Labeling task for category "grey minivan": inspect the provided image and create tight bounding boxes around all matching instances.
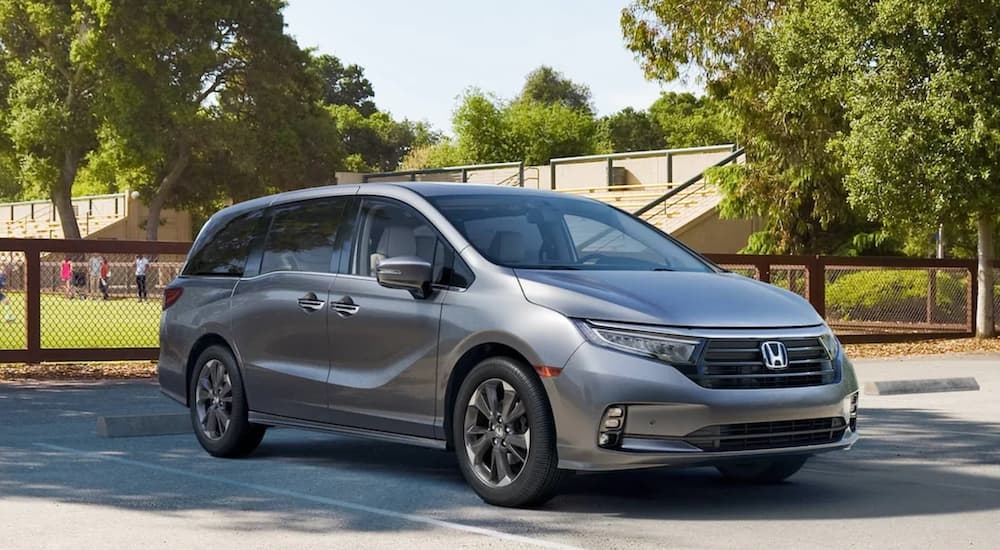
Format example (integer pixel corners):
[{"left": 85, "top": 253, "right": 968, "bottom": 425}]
[{"left": 158, "top": 182, "right": 858, "bottom": 507}]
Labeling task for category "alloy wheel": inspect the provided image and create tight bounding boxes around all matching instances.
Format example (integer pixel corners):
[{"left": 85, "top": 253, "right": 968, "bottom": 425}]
[
  {"left": 464, "top": 378, "right": 531, "bottom": 488},
  {"left": 195, "top": 359, "right": 233, "bottom": 440}
]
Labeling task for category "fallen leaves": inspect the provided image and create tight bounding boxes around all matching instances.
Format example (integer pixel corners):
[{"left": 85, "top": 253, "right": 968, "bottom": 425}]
[
  {"left": 0, "top": 362, "right": 156, "bottom": 382},
  {"left": 844, "top": 337, "right": 1000, "bottom": 359}
]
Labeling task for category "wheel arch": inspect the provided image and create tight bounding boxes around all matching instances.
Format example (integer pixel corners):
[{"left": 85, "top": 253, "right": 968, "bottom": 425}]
[
  {"left": 442, "top": 342, "right": 547, "bottom": 451},
  {"left": 184, "top": 334, "right": 238, "bottom": 407}
]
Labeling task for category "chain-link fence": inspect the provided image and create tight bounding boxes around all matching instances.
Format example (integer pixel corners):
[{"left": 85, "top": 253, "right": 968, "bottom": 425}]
[
  {"left": 706, "top": 254, "right": 993, "bottom": 342},
  {"left": 0, "top": 251, "right": 27, "bottom": 350},
  {"left": 717, "top": 264, "right": 758, "bottom": 280},
  {"left": 0, "top": 241, "right": 997, "bottom": 360},
  {"left": 823, "top": 266, "right": 970, "bottom": 336},
  {"left": 37, "top": 251, "right": 186, "bottom": 349},
  {"left": 0, "top": 239, "right": 190, "bottom": 363},
  {"left": 769, "top": 265, "right": 809, "bottom": 300},
  {"left": 995, "top": 268, "right": 1000, "bottom": 333}
]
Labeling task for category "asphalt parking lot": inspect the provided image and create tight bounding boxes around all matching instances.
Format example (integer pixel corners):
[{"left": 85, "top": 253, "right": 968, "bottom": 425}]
[{"left": 2, "top": 356, "right": 999, "bottom": 549}]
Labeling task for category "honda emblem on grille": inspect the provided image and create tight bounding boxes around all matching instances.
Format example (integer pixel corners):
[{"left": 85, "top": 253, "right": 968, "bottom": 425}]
[{"left": 760, "top": 341, "right": 789, "bottom": 370}]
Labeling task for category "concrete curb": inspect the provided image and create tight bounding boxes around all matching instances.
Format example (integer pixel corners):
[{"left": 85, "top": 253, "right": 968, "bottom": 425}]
[
  {"left": 864, "top": 377, "right": 980, "bottom": 396},
  {"left": 97, "top": 413, "right": 191, "bottom": 438}
]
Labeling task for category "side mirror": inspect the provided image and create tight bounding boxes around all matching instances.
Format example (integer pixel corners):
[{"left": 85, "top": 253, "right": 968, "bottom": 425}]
[{"left": 375, "top": 256, "right": 433, "bottom": 298}]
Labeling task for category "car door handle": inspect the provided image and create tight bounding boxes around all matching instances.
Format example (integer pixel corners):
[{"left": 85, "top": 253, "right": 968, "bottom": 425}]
[
  {"left": 331, "top": 296, "right": 360, "bottom": 317},
  {"left": 297, "top": 292, "right": 326, "bottom": 312}
]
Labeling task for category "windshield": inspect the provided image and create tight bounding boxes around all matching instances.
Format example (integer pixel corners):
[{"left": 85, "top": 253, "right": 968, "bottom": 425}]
[{"left": 428, "top": 193, "right": 715, "bottom": 272}]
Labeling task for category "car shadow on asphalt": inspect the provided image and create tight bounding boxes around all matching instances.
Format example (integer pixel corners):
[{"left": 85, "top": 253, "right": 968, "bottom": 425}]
[
  {"left": 2, "top": 382, "right": 999, "bottom": 529},
  {"left": 545, "top": 405, "right": 1000, "bottom": 518},
  {"left": 233, "top": 405, "right": 1000, "bottom": 520}
]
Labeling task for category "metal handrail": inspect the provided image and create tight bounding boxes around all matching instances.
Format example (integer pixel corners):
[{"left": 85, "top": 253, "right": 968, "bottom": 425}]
[
  {"left": 495, "top": 170, "right": 523, "bottom": 187},
  {"left": 363, "top": 161, "right": 525, "bottom": 184},
  {"left": 550, "top": 144, "right": 737, "bottom": 165},
  {"left": 634, "top": 148, "right": 745, "bottom": 217}
]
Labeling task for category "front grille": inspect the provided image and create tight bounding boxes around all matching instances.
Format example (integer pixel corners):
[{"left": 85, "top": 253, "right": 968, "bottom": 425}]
[
  {"left": 690, "top": 337, "right": 836, "bottom": 389},
  {"left": 684, "top": 417, "right": 847, "bottom": 452}
]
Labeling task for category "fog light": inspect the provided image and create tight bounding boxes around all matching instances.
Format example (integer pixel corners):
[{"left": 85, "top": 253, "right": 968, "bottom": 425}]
[
  {"left": 843, "top": 392, "right": 859, "bottom": 432},
  {"left": 598, "top": 405, "right": 626, "bottom": 449}
]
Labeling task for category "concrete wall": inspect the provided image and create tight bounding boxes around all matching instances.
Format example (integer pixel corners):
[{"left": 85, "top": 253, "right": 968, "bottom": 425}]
[
  {"left": 671, "top": 209, "right": 760, "bottom": 254},
  {"left": 346, "top": 145, "right": 737, "bottom": 191},
  {"left": 0, "top": 192, "right": 192, "bottom": 241},
  {"left": 545, "top": 147, "right": 734, "bottom": 190},
  {"left": 90, "top": 196, "right": 192, "bottom": 241}
]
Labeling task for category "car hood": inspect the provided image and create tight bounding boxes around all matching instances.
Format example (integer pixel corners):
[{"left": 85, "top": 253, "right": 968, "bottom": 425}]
[{"left": 514, "top": 270, "right": 824, "bottom": 329}]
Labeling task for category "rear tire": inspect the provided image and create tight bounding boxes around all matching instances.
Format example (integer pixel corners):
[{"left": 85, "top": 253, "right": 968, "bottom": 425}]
[
  {"left": 453, "top": 356, "right": 567, "bottom": 507},
  {"left": 716, "top": 455, "right": 809, "bottom": 484},
  {"left": 188, "top": 345, "right": 265, "bottom": 458}
]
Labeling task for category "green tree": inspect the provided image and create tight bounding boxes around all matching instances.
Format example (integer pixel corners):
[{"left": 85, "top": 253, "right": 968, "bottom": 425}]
[
  {"left": 504, "top": 99, "right": 603, "bottom": 165},
  {"left": 0, "top": 0, "right": 103, "bottom": 238},
  {"left": 327, "top": 104, "right": 439, "bottom": 173},
  {"left": 449, "top": 89, "right": 604, "bottom": 166},
  {"left": 519, "top": 66, "right": 593, "bottom": 113},
  {"left": 402, "top": 69, "right": 605, "bottom": 169},
  {"left": 622, "top": 1, "right": 866, "bottom": 254},
  {"left": 831, "top": 0, "right": 1000, "bottom": 337},
  {"left": 452, "top": 90, "right": 511, "bottom": 164},
  {"left": 314, "top": 54, "right": 440, "bottom": 173},
  {"left": 400, "top": 142, "right": 464, "bottom": 171},
  {"left": 648, "top": 92, "right": 733, "bottom": 148},
  {"left": 310, "top": 53, "right": 376, "bottom": 116},
  {"left": 601, "top": 107, "right": 664, "bottom": 153},
  {"left": 89, "top": 0, "right": 339, "bottom": 240}
]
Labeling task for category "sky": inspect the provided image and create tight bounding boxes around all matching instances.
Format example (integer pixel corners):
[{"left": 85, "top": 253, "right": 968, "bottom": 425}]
[{"left": 282, "top": 0, "right": 696, "bottom": 134}]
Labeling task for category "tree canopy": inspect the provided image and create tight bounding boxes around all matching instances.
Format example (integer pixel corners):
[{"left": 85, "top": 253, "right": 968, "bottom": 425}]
[
  {"left": 0, "top": 0, "right": 103, "bottom": 238},
  {"left": 623, "top": 0, "right": 999, "bottom": 335},
  {"left": 311, "top": 53, "right": 376, "bottom": 116},
  {"left": 519, "top": 66, "right": 593, "bottom": 114},
  {"left": 0, "top": 3, "right": 433, "bottom": 239}
]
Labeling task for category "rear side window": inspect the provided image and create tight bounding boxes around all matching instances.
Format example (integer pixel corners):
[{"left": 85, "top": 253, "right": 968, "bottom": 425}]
[
  {"left": 260, "top": 198, "right": 347, "bottom": 274},
  {"left": 184, "top": 210, "right": 264, "bottom": 277}
]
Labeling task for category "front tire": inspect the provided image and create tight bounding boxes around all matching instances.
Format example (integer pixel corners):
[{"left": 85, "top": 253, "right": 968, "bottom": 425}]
[
  {"left": 717, "top": 455, "right": 809, "bottom": 484},
  {"left": 189, "top": 345, "right": 265, "bottom": 458},
  {"left": 453, "top": 356, "right": 566, "bottom": 507}
]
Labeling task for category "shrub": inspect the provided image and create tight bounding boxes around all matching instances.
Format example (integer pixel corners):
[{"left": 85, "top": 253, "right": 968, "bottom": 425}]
[{"left": 826, "top": 269, "right": 967, "bottom": 324}]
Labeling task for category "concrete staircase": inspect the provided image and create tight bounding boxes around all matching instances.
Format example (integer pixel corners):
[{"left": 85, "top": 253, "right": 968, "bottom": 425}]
[
  {"left": 553, "top": 147, "right": 744, "bottom": 236},
  {"left": 0, "top": 194, "right": 130, "bottom": 239},
  {"left": 556, "top": 182, "right": 723, "bottom": 233}
]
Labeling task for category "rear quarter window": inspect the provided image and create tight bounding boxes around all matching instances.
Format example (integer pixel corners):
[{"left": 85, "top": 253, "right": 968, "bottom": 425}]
[{"left": 183, "top": 210, "right": 265, "bottom": 277}]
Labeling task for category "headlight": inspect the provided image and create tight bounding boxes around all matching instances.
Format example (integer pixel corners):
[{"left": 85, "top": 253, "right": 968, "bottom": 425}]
[
  {"left": 819, "top": 330, "right": 841, "bottom": 359},
  {"left": 576, "top": 321, "right": 702, "bottom": 364}
]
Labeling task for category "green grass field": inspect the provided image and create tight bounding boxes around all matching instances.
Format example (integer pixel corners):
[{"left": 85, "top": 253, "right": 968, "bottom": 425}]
[{"left": 0, "top": 291, "right": 161, "bottom": 350}]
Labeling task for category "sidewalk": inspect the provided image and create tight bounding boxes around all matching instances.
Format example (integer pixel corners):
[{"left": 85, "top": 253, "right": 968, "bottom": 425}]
[{"left": 851, "top": 353, "right": 1000, "bottom": 387}]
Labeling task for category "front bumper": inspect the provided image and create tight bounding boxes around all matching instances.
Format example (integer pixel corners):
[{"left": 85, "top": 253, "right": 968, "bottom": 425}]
[{"left": 545, "top": 343, "right": 859, "bottom": 471}]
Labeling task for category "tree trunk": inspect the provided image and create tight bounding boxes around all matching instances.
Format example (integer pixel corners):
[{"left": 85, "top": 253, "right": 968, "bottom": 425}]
[
  {"left": 145, "top": 147, "right": 191, "bottom": 241},
  {"left": 53, "top": 148, "right": 82, "bottom": 240},
  {"left": 976, "top": 212, "right": 995, "bottom": 338}
]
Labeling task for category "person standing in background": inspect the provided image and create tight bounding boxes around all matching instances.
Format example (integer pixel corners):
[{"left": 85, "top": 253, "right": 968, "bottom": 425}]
[
  {"left": 0, "top": 266, "right": 14, "bottom": 322},
  {"left": 99, "top": 256, "right": 110, "bottom": 300},
  {"left": 60, "top": 257, "right": 72, "bottom": 299},
  {"left": 88, "top": 254, "right": 102, "bottom": 298},
  {"left": 135, "top": 254, "right": 150, "bottom": 302}
]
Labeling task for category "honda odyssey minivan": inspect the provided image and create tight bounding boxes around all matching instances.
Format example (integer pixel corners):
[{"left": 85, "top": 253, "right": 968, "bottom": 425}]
[{"left": 158, "top": 182, "right": 859, "bottom": 507}]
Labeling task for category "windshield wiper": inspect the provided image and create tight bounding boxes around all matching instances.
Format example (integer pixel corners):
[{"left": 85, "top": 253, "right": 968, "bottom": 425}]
[{"left": 652, "top": 267, "right": 675, "bottom": 271}]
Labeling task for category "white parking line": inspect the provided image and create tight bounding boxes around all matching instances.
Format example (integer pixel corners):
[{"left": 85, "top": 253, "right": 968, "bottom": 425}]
[{"left": 36, "top": 443, "right": 582, "bottom": 550}]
